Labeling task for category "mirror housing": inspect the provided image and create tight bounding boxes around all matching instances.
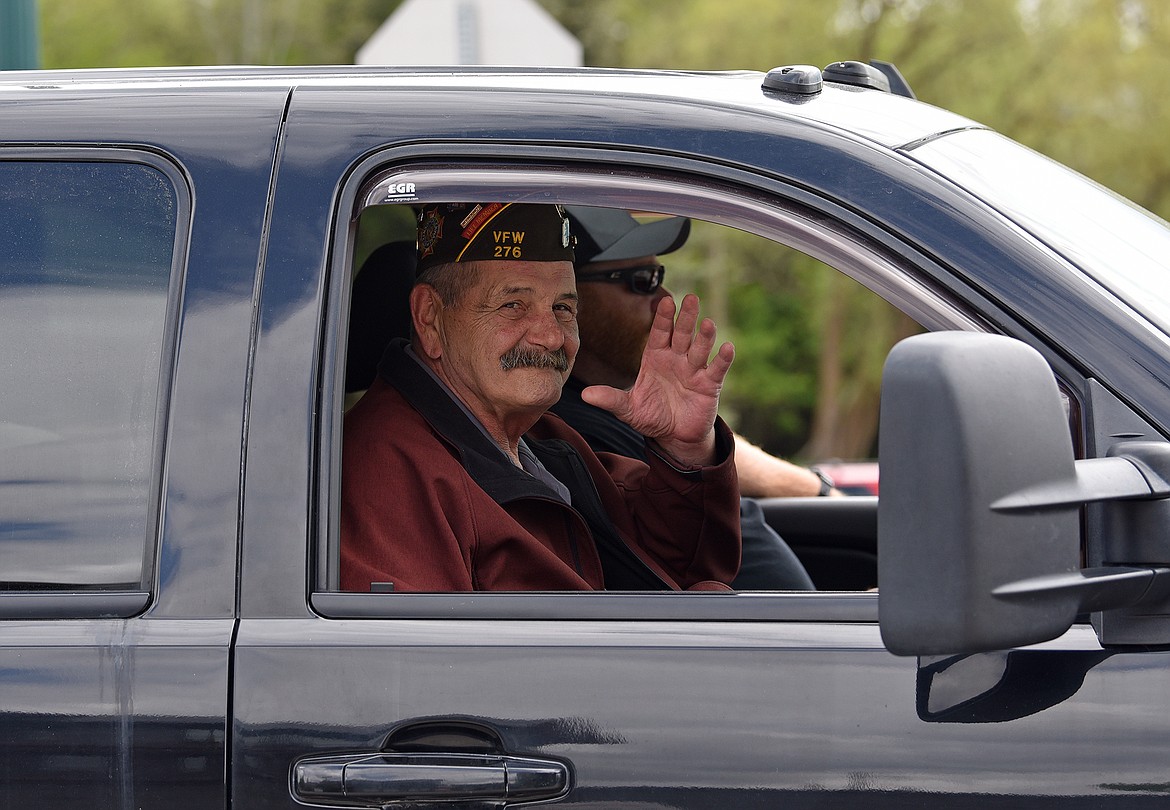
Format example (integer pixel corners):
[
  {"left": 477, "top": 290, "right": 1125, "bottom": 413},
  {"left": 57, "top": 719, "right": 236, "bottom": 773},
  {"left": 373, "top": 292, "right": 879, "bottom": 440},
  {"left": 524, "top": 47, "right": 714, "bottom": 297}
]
[{"left": 878, "top": 333, "right": 1170, "bottom": 656}]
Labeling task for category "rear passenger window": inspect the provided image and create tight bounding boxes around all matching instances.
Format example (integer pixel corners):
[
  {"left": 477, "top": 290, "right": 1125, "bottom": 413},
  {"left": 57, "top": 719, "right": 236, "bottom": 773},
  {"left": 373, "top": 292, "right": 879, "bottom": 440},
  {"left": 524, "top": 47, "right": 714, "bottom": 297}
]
[{"left": 0, "top": 158, "right": 179, "bottom": 593}]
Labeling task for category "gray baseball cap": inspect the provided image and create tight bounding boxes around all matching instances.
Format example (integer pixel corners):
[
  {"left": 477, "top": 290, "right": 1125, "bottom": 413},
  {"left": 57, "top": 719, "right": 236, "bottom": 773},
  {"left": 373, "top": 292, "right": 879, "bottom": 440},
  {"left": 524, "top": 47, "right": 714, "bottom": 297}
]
[{"left": 566, "top": 206, "right": 690, "bottom": 265}]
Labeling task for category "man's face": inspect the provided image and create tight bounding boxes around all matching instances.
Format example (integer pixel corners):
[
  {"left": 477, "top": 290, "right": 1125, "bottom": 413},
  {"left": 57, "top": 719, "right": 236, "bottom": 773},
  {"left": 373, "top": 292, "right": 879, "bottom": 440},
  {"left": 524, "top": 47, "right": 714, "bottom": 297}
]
[
  {"left": 576, "top": 256, "right": 671, "bottom": 386},
  {"left": 435, "top": 259, "right": 580, "bottom": 422}
]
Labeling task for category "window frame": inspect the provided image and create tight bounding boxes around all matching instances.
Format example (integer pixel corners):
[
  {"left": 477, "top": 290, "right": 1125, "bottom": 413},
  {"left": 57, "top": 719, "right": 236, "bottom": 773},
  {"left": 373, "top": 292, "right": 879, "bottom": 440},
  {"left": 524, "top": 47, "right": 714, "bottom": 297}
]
[
  {"left": 0, "top": 147, "right": 191, "bottom": 619},
  {"left": 311, "top": 150, "right": 1016, "bottom": 622}
]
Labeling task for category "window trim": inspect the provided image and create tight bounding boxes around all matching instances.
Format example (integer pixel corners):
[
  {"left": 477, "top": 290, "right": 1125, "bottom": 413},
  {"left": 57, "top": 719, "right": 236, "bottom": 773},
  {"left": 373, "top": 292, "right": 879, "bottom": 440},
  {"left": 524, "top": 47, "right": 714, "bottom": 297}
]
[
  {"left": 0, "top": 592, "right": 151, "bottom": 620},
  {"left": 312, "top": 590, "right": 879, "bottom": 621},
  {"left": 314, "top": 149, "right": 995, "bottom": 621},
  {"left": 0, "top": 147, "right": 191, "bottom": 616}
]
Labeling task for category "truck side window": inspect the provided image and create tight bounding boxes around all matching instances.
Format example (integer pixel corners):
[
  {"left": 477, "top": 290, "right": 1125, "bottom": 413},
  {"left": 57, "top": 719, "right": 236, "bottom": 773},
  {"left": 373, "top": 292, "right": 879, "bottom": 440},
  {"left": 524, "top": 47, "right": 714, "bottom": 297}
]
[
  {"left": 338, "top": 201, "right": 892, "bottom": 594},
  {"left": 0, "top": 160, "right": 177, "bottom": 592}
]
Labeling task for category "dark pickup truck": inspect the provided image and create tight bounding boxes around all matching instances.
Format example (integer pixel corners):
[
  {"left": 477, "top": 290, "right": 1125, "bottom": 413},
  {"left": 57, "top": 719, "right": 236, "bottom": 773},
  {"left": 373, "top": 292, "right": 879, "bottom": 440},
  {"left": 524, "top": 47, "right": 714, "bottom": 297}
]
[{"left": 3, "top": 62, "right": 1170, "bottom": 809}]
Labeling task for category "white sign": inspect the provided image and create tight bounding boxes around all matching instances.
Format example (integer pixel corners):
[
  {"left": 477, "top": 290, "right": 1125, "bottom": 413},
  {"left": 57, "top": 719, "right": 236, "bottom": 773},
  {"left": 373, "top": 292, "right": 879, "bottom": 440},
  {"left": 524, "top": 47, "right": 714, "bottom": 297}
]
[{"left": 357, "top": 0, "right": 583, "bottom": 67}]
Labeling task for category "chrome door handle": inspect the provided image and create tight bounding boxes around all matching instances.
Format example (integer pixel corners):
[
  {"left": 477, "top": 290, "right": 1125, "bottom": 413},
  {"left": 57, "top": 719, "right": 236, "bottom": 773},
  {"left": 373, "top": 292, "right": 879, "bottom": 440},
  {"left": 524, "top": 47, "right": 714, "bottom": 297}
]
[{"left": 293, "top": 752, "right": 570, "bottom": 806}]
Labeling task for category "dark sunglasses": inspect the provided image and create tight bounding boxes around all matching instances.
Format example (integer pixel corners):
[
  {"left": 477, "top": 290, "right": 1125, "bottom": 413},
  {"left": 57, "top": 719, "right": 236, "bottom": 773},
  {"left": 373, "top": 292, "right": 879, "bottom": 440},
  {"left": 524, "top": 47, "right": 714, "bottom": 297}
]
[{"left": 575, "top": 263, "right": 666, "bottom": 295}]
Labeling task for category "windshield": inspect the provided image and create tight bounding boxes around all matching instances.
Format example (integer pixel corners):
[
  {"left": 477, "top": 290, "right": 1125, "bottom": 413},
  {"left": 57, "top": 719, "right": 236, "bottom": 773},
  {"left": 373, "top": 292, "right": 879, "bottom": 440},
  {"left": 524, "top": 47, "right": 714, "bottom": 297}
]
[{"left": 908, "top": 129, "right": 1170, "bottom": 336}]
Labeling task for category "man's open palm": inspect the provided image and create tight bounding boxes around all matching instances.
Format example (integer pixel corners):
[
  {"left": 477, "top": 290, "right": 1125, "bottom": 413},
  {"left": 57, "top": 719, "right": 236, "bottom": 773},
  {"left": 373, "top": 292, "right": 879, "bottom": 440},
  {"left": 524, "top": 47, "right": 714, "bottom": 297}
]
[{"left": 581, "top": 294, "right": 734, "bottom": 465}]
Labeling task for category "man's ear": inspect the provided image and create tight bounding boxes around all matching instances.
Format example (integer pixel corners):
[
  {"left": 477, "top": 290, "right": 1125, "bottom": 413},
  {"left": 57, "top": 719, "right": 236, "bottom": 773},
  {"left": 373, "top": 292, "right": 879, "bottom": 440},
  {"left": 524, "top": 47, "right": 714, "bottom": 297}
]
[{"left": 410, "top": 283, "right": 444, "bottom": 360}]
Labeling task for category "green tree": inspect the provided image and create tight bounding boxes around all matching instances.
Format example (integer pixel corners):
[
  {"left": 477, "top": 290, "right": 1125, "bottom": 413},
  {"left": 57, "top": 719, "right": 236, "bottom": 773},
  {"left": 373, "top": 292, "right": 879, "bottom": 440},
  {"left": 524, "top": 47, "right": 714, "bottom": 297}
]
[
  {"left": 546, "top": 0, "right": 1170, "bottom": 461},
  {"left": 39, "top": 0, "right": 398, "bottom": 67}
]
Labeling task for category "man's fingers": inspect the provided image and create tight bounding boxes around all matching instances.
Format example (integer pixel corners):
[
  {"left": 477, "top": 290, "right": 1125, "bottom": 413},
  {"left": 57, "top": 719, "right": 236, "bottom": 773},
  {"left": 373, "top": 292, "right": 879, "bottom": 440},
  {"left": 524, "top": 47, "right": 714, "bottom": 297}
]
[
  {"left": 709, "top": 340, "right": 735, "bottom": 379},
  {"left": 671, "top": 294, "right": 700, "bottom": 353},
  {"left": 688, "top": 317, "right": 718, "bottom": 368},
  {"left": 580, "top": 383, "right": 630, "bottom": 418},
  {"left": 644, "top": 295, "right": 676, "bottom": 352}
]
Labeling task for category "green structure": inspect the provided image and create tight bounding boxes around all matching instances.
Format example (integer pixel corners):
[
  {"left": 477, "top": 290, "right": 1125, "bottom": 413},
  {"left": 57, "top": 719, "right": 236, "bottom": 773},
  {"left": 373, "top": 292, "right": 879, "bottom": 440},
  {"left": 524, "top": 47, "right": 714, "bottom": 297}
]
[{"left": 0, "top": 0, "right": 39, "bottom": 70}]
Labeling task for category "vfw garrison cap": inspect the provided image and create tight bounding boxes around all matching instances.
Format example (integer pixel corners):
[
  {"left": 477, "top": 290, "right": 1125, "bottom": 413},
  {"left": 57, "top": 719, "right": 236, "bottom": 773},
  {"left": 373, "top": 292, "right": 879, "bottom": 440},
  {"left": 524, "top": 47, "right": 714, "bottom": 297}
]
[{"left": 416, "top": 202, "right": 575, "bottom": 272}]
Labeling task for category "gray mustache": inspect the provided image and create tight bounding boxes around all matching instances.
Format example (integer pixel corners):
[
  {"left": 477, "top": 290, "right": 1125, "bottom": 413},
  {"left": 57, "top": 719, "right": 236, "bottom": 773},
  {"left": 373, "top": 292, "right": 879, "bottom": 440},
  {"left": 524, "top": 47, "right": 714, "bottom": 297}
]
[{"left": 500, "top": 346, "right": 569, "bottom": 372}]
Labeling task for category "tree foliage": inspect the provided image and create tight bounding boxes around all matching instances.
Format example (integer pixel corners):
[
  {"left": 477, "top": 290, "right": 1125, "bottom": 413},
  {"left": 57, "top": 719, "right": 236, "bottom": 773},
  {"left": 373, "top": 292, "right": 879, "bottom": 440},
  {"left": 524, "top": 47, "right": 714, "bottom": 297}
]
[
  {"left": 36, "top": 0, "right": 1170, "bottom": 460},
  {"left": 39, "top": 0, "right": 398, "bottom": 67},
  {"left": 544, "top": 0, "right": 1170, "bottom": 460}
]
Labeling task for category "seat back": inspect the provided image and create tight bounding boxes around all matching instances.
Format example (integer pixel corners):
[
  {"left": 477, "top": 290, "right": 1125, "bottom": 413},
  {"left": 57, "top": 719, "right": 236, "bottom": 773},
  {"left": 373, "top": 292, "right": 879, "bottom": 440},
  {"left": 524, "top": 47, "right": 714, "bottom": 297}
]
[
  {"left": 345, "top": 240, "right": 417, "bottom": 395},
  {"left": 332, "top": 240, "right": 417, "bottom": 589}
]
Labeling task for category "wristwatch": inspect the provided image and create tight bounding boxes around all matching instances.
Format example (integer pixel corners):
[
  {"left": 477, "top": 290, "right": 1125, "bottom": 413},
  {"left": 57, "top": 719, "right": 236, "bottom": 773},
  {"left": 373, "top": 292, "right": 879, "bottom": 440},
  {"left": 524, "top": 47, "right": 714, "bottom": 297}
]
[{"left": 810, "top": 466, "right": 835, "bottom": 496}]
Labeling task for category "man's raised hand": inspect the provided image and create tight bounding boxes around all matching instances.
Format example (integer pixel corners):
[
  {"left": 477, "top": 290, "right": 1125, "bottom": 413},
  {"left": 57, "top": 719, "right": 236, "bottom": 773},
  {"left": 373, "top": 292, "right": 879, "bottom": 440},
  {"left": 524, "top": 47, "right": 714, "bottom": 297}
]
[{"left": 581, "top": 294, "right": 734, "bottom": 466}]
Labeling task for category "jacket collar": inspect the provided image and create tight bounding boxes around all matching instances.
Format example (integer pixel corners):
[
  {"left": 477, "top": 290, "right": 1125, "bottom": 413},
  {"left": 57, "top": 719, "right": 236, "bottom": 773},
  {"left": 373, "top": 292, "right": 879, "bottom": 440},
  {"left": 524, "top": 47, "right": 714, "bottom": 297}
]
[{"left": 377, "top": 339, "right": 562, "bottom": 504}]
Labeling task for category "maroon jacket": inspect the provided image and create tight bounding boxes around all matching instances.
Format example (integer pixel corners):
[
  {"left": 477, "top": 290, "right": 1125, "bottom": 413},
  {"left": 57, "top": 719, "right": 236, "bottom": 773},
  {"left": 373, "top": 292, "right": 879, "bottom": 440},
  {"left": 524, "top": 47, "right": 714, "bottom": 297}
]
[{"left": 340, "top": 340, "right": 741, "bottom": 592}]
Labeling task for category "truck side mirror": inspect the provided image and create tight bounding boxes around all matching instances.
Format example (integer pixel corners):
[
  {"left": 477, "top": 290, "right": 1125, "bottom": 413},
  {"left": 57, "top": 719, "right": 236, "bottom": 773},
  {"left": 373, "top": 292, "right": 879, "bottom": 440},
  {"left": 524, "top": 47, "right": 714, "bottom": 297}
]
[{"left": 878, "top": 332, "right": 1170, "bottom": 656}]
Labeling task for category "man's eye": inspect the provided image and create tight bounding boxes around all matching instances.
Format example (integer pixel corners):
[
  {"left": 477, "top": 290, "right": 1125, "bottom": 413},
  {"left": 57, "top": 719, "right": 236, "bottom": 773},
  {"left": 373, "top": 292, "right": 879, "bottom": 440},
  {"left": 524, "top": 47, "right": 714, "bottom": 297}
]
[{"left": 554, "top": 304, "right": 577, "bottom": 321}]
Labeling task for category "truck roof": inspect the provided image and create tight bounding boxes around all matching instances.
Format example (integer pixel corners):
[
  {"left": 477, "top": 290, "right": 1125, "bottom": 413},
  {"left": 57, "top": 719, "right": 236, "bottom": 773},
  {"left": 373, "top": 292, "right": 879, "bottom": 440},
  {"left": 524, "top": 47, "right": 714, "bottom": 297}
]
[{"left": 0, "top": 63, "right": 981, "bottom": 151}]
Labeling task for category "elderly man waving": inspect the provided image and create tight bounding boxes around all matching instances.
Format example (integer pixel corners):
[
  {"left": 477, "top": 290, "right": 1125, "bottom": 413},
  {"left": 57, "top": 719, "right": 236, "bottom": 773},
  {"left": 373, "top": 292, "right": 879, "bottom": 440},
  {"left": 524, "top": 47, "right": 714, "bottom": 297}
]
[{"left": 341, "top": 202, "right": 740, "bottom": 592}]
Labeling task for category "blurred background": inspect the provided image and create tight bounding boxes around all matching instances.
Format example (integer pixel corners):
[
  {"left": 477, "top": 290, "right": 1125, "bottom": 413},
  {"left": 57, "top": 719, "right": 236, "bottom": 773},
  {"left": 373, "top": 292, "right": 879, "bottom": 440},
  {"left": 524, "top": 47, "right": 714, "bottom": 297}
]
[{"left": 3, "top": 0, "right": 1167, "bottom": 467}]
